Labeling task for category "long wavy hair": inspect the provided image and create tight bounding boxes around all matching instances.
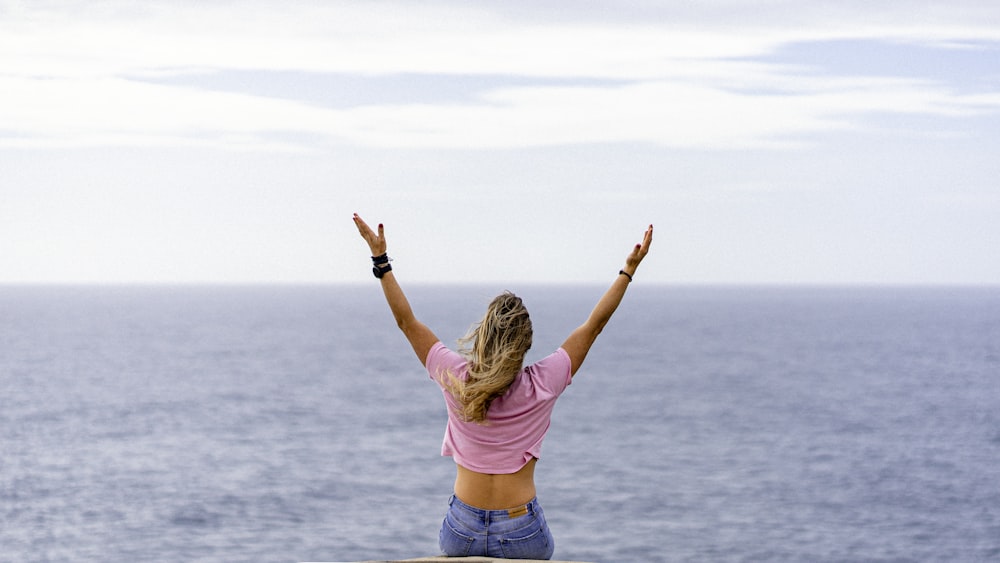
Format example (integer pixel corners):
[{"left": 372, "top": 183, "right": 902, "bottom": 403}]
[{"left": 444, "top": 291, "right": 533, "bottom": 424}]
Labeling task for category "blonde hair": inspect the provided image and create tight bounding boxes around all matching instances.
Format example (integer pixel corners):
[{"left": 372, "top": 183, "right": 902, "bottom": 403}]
[{"left": 444, "top": 291, "right": 533, "bottom": 424}]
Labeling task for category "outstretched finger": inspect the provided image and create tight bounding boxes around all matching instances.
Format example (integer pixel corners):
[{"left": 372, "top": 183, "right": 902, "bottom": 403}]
[
  {"left": 627, "top": 224, "right": 653, "bottom": 263},
  {"left": 640, "top": 224, "right": 653, "bottom": 253},
  {"left": 353, "top": 213, "right": 374, "bottom": 237}
]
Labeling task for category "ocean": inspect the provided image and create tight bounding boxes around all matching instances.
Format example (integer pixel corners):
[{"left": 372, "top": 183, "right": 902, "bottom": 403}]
[{"left": 1, "top": 284, "right": 998, "bottom": 562}]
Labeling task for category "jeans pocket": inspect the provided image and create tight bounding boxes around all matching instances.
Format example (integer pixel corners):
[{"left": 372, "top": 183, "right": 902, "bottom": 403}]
[
  {"left": 439, "top": 516, "right": 475, "bottom": 557},
  {"left": 498, "top": 515, "right": 554, "bottom": 560}
]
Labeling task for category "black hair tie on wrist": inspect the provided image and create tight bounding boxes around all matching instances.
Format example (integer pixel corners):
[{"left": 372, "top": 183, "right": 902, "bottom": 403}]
[
  {"left": 619, "top": 270, "right": 633, "bottom": 282},
  {"left": 372, "top": 253, "right": 392, "bottom": 278}
]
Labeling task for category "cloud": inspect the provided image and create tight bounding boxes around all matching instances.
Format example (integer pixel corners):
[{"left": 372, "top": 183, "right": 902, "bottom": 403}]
[{"left": 2, "top": 1, "right": 999, "bottom": 151}]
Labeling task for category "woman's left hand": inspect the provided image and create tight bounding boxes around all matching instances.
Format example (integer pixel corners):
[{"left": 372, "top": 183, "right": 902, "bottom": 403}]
[{"left": 353, "top": 213, "right": 387, "bottom": 257}]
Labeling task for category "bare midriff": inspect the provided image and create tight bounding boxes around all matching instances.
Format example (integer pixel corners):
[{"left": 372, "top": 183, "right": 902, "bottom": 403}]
[{"left": 454, "top": 457, "right": 538, "bottom": 510}]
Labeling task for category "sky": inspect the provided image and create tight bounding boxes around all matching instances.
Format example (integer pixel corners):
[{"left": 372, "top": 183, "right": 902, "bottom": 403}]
[{"left": 2, "top": 0, "right": 999, "bottom": 285}]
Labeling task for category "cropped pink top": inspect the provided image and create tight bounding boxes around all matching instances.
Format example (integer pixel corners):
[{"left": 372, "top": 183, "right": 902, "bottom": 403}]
[{"left": 425, "top": 341, "right": 573, "bottom": 474}]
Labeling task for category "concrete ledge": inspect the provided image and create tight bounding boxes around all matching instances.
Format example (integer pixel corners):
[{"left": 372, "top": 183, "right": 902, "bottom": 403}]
[{"left": 350, "top": 557, "right": 594, "bottom": 563}]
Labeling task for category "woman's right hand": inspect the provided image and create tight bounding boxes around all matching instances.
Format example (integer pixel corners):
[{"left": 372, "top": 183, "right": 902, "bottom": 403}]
[
  {"left": 353, "top": 213, "right": 387, "bottom": 257},
  {"left": 623, "top": 224, "right": 654, "bottom": 274}
]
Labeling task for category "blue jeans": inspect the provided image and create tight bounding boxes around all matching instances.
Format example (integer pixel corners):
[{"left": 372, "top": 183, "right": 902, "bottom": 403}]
[{"left": 439, "top": 495, "right": 555, "bottom": 560}]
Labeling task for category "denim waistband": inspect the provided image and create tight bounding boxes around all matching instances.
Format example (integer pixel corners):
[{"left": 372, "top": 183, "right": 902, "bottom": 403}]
[{"left": 448, "top": 494, "right": 539, "bottom": 520}]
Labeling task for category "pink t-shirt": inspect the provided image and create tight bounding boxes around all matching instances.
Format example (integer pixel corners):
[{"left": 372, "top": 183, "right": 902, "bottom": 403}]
[{"left": 425, "top": 341, "right": 573, "bottom": 474}]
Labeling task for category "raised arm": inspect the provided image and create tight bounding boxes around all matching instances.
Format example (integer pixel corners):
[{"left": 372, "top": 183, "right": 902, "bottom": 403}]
[
  {"left": 353, "top": 213, "right": 439, "bottom": 366},
  {"left": 561, "top": 224, "right": 653, "bottom": 376}
]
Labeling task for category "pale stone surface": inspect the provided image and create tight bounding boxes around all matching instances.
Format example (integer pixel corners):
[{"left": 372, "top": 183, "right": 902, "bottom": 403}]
[{"left": 349, "top": 557, "right": 594, "bottom": 563}]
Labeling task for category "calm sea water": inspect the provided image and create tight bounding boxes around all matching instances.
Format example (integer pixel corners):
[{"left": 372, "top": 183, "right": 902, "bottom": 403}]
[{"left": 1, "top": 284, "right": 998, "bottom": 562}]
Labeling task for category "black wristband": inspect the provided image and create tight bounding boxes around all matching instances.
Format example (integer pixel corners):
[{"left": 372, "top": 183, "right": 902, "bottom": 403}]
[
  {"left": 619, "top": 269, "right": 633, "bottom": 282},
  {"left": 373, "top": 263, "right": 392, "bottom": 279},
  {"left": 372, "top": 253, "right": 390, "bottom": 265}
]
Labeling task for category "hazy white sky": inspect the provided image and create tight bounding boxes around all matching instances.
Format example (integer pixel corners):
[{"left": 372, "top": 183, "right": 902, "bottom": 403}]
[{"left": 3, "top": 0, "right": 999, "bottom": 284}]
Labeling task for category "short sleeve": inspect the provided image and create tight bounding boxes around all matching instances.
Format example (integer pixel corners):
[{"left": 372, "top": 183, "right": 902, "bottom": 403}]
[
  {"left": 425, "top": 341, "right": 466, "bottom": 387},
  {"left": 528, "top": 348, "right": 573, "bottom": 398}
]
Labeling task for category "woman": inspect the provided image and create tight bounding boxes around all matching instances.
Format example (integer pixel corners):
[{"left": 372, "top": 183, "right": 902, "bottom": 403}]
[{"left": 353, "top": 213, "right": 653, "bottom": 559}]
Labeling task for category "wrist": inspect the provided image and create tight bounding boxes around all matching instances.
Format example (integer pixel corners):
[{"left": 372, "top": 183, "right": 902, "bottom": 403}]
[{"left": 372, "top": 252, "right": 392, "bottom": 278}]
